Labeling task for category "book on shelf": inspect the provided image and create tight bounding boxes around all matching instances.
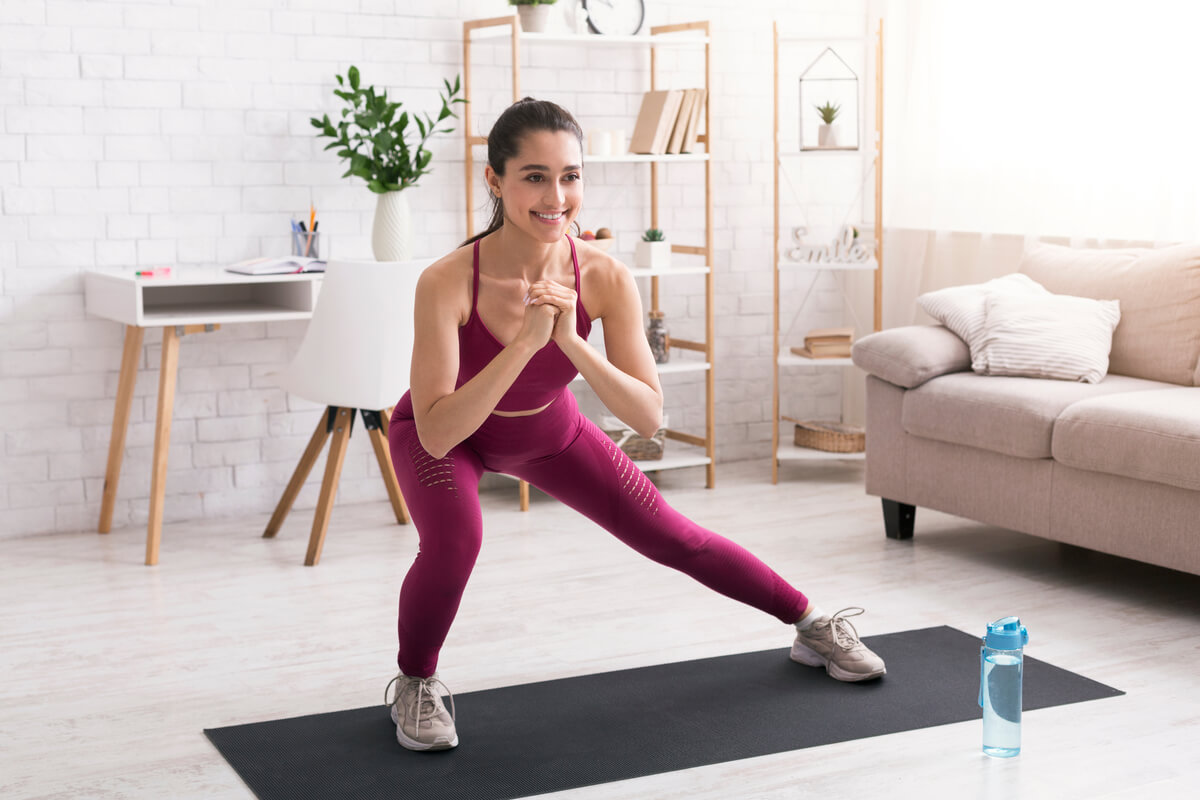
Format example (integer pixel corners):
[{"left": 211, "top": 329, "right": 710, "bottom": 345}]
[
  {"left": 665, "top": 90, "right": 697, "bottom": 154},
  {"left": 629, "top": 89, "right": 684, "bottom": 155},
  {"left": 790, "top": 342, "right": 853, "bottom": 359},
  {"left": 804, "top": 325, "right": 854, "bottom": 346},
  {"left": 680, "top": 88, "right": 707, "bottom": 153},
  {"left": 225, "top": 256, "right": 326, "bottom": 275}
]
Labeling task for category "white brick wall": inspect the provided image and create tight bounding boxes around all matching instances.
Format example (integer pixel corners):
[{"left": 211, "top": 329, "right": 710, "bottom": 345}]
[{"left": 0, "top": 0, "right": 870, "bottom": 539}]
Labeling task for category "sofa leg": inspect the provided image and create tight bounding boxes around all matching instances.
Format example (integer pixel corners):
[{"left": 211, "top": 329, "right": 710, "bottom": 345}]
[{"left": 882, "top": 499, "right": 915, "bottom": 540}]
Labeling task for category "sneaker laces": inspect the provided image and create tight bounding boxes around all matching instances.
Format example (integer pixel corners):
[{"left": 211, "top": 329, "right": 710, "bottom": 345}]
[
  {"left": 384, "top": 673, "right": 456, "bottom": 733},
  {"left": 825, "top": 607, "right": 867, "bottom": 651}
]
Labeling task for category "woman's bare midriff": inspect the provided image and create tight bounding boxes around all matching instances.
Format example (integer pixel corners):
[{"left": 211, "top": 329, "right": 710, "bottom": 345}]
[{"left": 490, "top": 397, "right": 555, "bottom": 417}]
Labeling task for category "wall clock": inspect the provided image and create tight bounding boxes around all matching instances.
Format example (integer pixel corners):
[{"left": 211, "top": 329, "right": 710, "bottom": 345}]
[{"left": 583, "top": 0, "right": 646, "bottom": 36}]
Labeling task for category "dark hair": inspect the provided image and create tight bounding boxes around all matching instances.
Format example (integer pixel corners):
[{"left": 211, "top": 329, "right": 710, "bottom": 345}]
[{"left": 461, "top": 97, "right": 585, "bottom": 247}]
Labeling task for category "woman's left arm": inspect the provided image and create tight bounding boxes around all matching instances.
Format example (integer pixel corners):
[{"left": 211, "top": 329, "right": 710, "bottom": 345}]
[{"left": 533, "top": 264, "right": 664, "bottom": 438}]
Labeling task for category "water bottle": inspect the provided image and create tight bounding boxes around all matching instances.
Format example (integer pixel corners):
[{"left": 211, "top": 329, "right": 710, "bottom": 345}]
[{"left": 979, "top": 616, "right": 1029, "bottom": 758}]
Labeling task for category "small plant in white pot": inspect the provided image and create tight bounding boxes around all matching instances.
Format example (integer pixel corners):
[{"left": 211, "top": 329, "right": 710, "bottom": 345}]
[
  {"left": 635, "top": 228, "right": 670, "bottom": 269},
  {"left": 510, "top": 0, "right": 558, "bottom": 33},
  {"left": 815, "top": 101, "right": 840, "bottom": 147}
]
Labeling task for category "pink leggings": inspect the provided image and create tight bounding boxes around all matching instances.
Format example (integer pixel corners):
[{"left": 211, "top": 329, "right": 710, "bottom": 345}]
[{"left": 388, "top": 390, "right": 809, "bottom": 677}]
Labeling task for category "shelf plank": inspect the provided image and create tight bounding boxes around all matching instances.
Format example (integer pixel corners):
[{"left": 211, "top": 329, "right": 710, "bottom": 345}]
[
  {"left": 656, "top": 361, "right": 710, "bottom": 375},
  {"left": 778, "top": 355, "right": 854, "bottom": 367},
  {"left": 471, "top": 147, "right": 712, "bottom": 163},
  {"left": 778, "top": 257, "right": 878, "bottom": 271},
  {"left": 628, "top": 265, "right": 711, "bottom": 277},
  {"left": 637, "top": 451, "right": 712, "bottom": 471},
  {"left": 469, "top": 29, "right": 709, "bottom": 47},
  {"left": 587, "top": 153, "right": 709, "bottom": 163},
  {"left": 570, "top": 361, "right": 708, "bottom": 385},
  {"left": 779, "top": 149, "right": 872, "bottom": 158},
  {"left": 776, "top": 35, "right": 873, "bottom": 44},
  {"left": 776, "top": 442, "right": 865, "bottom": 461}
]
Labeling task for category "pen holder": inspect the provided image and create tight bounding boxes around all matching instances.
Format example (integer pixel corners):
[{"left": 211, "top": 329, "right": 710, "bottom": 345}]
[{"left": 291, "top": 230, "right": 321, "bottom": 259}]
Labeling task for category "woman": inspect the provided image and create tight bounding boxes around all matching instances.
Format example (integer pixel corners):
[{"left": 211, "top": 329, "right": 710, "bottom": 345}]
[{"left": 385, "top": 98, "right": 885, "bottom": 752}]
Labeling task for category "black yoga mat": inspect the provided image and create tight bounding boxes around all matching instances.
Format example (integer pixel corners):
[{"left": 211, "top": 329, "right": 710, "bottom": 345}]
[{"left": 205, "top": 626, "right": 1122, "bottom": 800}]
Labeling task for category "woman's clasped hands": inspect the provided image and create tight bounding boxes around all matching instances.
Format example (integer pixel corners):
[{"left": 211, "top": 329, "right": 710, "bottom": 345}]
[{"left": 520, "top": 279, "right": 579, "bottom": 349}]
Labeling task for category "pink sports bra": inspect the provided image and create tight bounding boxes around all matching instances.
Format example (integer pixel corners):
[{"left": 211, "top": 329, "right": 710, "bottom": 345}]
[{"left": 455, "top": 237, "right": 593, "bottom": 412}]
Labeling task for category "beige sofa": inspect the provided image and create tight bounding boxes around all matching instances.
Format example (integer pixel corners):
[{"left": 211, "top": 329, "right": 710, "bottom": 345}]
[{"left": 851, "top": 243, "right": 1200, "bottom": 576}]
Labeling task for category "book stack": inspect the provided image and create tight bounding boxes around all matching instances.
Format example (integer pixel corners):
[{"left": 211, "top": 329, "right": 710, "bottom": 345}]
[
  {"left": 790, "top": 326, "right": 854, "bottom": 359},
  {"left": 628, "top": 88, "right": 707, "bottom": 155}
]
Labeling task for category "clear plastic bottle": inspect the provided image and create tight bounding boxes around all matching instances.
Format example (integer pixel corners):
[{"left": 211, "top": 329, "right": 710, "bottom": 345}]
[
  {"left": 646, "top": 310, "right": 670, "bottom": 364},
  {"left": 979, "top": 616, "right": 1029, "bottom": 758}
]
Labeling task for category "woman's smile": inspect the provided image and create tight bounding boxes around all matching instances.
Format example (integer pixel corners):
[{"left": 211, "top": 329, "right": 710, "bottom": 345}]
[{"left": 533, "top": 209, "right": 566, "bottom": 225}]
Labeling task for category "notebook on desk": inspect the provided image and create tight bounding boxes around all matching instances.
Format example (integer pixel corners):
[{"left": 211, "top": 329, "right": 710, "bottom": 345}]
[{"left": 225, "top": 256, "right": 326, "bottom": 275}]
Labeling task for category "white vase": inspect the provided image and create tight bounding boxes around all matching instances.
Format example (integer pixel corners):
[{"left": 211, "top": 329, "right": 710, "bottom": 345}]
[
  {"left": 371, "top": 190, "right": 411, "bottom": 262},
  {"left": 635, "top": 240, "right": 671, "bottom": 269},
  {"left": 818, "top": 124, "right": 838, "bottom": 147},
  {"left": 517, "top": 5, "right": 553, "bottom": 33}
]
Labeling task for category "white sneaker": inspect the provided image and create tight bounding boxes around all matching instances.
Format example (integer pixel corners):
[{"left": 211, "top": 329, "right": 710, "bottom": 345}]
[
  {"left": 385, "top": 672, "right": 458, "bottom": 751},
  {"left": 791, "top": 607, "right": 887, "bottom": 682}
]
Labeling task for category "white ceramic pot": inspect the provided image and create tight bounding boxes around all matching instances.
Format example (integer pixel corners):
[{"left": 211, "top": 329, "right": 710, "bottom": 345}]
[
  {"left": 818, "top": 124, "right": 838, "bottom": 147},
  {"left": 371, "top": 190, "right": 411, "bottom": 262},
  {"left": 517, "top": 5, "right": 553, "bottom": 33},
  {"left": 635, "top": 240, "right": 671, "bottom": 269}
]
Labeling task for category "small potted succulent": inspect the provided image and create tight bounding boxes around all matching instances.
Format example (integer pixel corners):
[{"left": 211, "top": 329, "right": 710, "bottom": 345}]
[
  {"left": 815, "top": 101, "right": 840, "bottom": 147},
  {"left": 635, "top": 228, "right": 670, "bottom": 269},
  {"left": 510, "top": 0, "right": 558, "bottom": 33}
]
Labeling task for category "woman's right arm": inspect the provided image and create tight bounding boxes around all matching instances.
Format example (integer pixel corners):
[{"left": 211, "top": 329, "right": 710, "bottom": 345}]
[{"left": 408, "top": 265, "right": 557, "bottom": 459}]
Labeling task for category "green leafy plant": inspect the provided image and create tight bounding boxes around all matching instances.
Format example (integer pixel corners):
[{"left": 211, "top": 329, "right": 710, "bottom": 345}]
[
  {"left": 642, "top": 228, "right": 666, "bottom": 242},
  {"left": 815, "top": 101, "right": 840, "bottom": 125},
  {"left": 310, "top": 66, "right": 466, "bottom": 194},
  {"left": 509, "top": 0, "right": 557, "bottom": 6}
]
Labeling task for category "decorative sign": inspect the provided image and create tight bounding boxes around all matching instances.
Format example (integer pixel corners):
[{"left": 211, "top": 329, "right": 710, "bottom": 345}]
[{"left": 787, "top": 225, "right": 873, "bottom": 264}]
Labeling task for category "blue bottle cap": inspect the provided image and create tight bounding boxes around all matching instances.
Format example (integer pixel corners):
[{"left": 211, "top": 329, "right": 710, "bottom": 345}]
[{"left": 984, "top": 616, "right": 1029, "bottom": 650}]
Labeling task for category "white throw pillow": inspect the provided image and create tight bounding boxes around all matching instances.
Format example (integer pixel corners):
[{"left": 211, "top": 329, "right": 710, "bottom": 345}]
[
  {"left": 917, "top": 273, "right": 1050, "bottom": 356},
  {"left": 973, "top": 292, "right": 1122, "bottom": 383}
]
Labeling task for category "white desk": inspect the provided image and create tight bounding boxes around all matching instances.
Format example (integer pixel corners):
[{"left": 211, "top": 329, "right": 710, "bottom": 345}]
[{"left": 85, "top": 269, "right": 323, "bottom": 565}]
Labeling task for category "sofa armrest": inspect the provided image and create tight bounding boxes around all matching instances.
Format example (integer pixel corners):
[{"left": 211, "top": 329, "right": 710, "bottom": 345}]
[{"left": 851, "top": 325, "right": 972, "bottom": 388}]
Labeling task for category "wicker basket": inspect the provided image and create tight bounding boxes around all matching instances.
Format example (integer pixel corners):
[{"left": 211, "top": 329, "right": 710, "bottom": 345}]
[
  {"left": 601, "top": 415, "right": 668, "bottom": 461},
  {"left": 793, "top": 421, "right": 865, "bottom": 453}
]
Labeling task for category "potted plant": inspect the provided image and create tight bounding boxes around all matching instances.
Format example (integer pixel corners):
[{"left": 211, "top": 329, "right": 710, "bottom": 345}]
[
  {"left": 311, "top": 65, "right": 464, "bottom": 261},
  {"left": 635, "top": 228, "right": 670, "bottom": 269},
  {"left": 815, "top": 101, "right": 840, "bottom": 147},
  {"left": 510, "top": 0, "right": 558, "bottom": 33}
]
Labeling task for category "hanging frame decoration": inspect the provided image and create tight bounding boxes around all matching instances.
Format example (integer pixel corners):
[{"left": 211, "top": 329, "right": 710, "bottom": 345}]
[{"left": 798, "top": 46, "right": 860, "bottom": 151}]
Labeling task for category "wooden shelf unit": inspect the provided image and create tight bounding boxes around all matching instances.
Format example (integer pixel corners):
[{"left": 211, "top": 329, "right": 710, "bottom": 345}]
[
  {"left": 462, "top": 16, "right": 718, "bottom": 506},
  {"left": 771, "top": 20, "right": 884, "bottom": 479}
]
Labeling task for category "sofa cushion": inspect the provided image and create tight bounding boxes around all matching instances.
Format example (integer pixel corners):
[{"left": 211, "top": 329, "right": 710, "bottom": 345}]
[
  {"left": 1052, "top": 388, "right": 1200, "bottom": 491},
  {"left": 851, "top": 325, "right": 971, "bottom": 389},
  {"left": 916, "top": 273, "right": 1049, "bottom": 356},
  {"left": 973, "top": 292, "right": 1121, "bottom": 383},
  {"left": 1018, "top": 242, "right": 1200, "bottom": 386},
  {"left": 901, "top": 372, "right": 1170, "bottom": 459}
]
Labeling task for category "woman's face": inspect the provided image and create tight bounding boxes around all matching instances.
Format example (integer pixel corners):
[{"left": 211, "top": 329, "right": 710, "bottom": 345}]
[{"left": 491, "top": 129, "right": 584, "bottom": 244}]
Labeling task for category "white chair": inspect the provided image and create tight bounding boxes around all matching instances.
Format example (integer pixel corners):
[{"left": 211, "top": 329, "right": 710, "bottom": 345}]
[{"left": 265, "top": 257, "right": 432, "bottom": 565}]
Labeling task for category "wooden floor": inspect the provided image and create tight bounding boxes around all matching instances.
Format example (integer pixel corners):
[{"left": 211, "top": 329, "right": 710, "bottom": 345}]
[{"left": 3, "top": 459, "right": 1199, "bottom": 799}]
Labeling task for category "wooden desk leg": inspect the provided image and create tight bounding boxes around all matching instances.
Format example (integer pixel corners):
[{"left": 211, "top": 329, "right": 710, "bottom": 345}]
[
  {"left": 145, "top": 325, "right": 181, "bottom": 566},
  {"left": 99, "top": 325, "right": 144, "bottom": 534},
  {"left": 519, "top": 479, "right": 530, "bottom": 512},
  {"left": 306, "top": 407, "right": 354, "bottom": 566}
]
